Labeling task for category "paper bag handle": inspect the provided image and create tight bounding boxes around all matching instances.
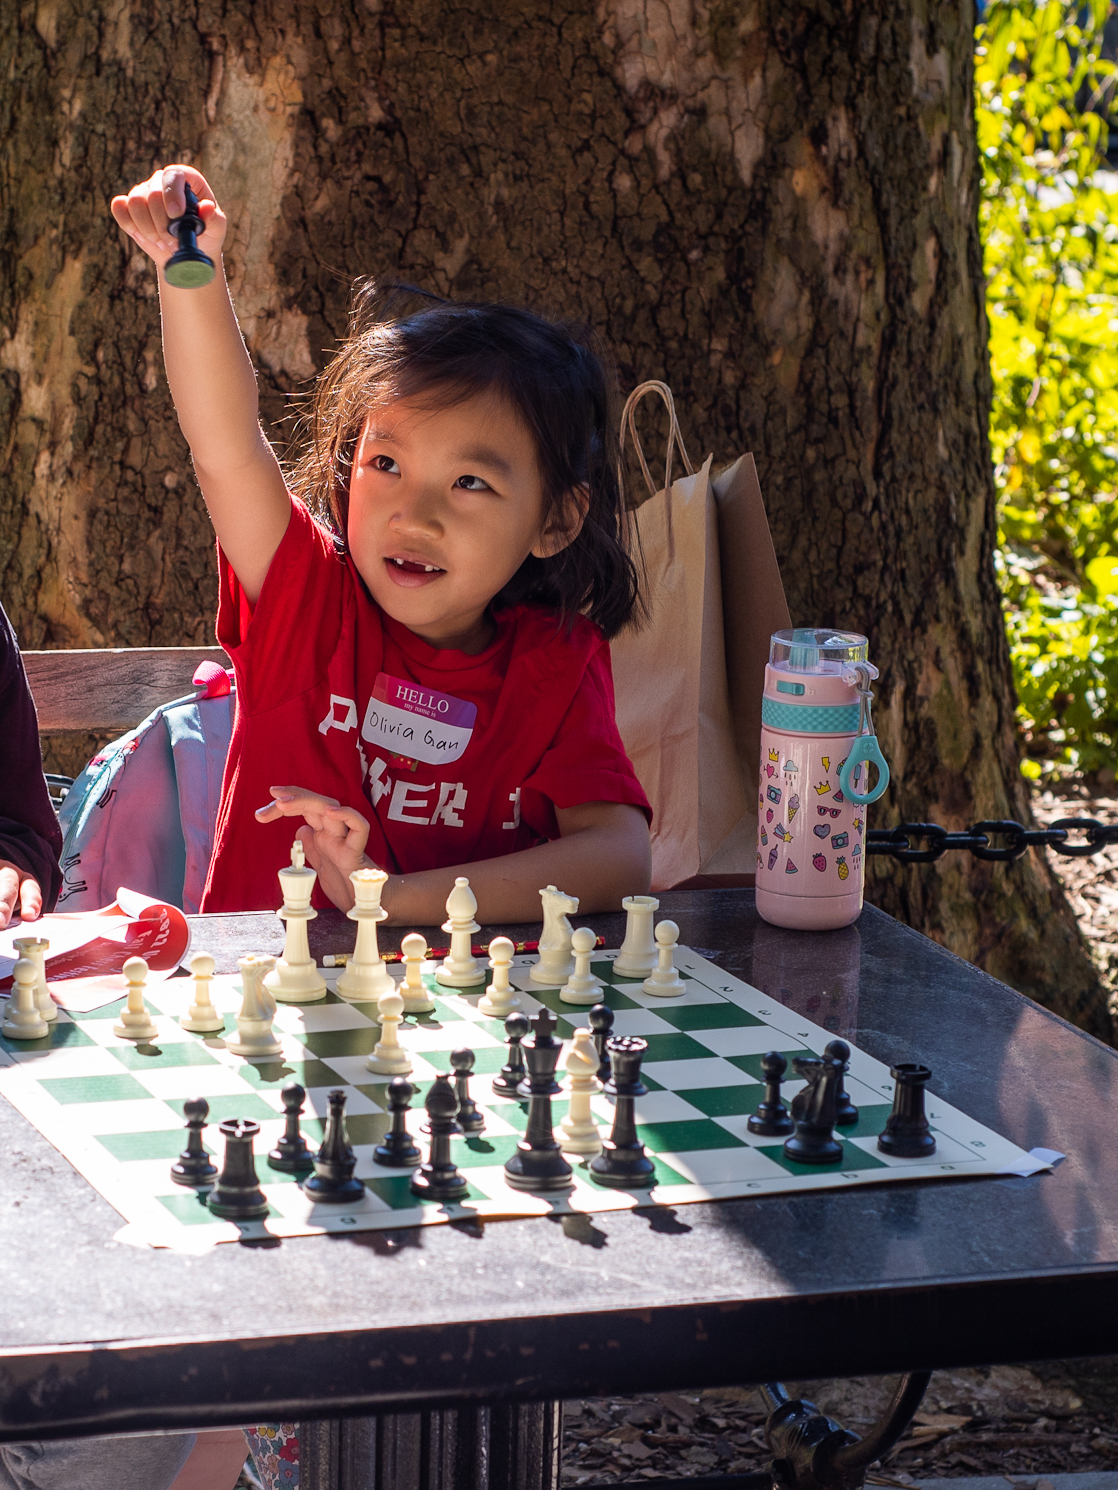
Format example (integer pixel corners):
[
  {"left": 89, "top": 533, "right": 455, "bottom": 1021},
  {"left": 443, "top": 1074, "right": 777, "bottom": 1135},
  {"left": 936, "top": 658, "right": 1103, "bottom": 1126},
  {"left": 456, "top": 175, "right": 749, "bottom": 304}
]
[{"left": 619, "top": 381, "right": 696, "bottom": 504}]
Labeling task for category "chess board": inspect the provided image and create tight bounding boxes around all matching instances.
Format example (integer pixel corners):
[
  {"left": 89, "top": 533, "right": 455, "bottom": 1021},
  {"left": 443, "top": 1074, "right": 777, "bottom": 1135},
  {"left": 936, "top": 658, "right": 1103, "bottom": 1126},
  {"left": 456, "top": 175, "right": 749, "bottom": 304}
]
[{"left": 0, "top": 947, "right": 1044, "bottom": 1251}]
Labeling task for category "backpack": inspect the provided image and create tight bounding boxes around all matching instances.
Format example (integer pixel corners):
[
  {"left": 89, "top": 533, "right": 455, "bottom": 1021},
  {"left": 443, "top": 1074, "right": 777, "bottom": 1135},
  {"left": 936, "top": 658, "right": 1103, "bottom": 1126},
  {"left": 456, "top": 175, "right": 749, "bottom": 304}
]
[{"left": 57, "top": 663, "right": 234, "bottom": 914}]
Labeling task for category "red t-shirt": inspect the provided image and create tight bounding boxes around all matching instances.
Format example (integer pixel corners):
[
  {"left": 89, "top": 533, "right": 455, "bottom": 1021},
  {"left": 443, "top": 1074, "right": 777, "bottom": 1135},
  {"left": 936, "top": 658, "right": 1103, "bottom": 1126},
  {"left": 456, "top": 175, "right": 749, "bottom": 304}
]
[{"left": 202, "top": 500, "right": 650, "bottom": 912}]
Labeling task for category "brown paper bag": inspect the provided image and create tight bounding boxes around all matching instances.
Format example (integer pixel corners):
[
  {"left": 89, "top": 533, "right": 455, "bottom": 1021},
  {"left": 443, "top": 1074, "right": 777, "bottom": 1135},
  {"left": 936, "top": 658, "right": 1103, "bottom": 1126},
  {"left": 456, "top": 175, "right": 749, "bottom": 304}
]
[{"left": 611, "top": 383, "right": 790, "bottom": 889}]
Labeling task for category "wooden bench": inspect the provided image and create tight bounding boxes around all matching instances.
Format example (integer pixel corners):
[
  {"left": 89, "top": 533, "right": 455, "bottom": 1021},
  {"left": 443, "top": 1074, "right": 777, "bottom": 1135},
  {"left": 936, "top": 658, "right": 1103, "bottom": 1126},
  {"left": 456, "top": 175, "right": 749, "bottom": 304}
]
[{"left": 23, "top": 647, "right": 230, "bottom": 735}]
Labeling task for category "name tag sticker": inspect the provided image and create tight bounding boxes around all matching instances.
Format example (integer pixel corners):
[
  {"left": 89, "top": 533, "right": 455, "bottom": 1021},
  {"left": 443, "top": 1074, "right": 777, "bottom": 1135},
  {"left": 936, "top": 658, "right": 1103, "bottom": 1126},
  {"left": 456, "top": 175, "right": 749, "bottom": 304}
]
[{"left": 361, "top": 673, "right": 477, "bottom": 765}]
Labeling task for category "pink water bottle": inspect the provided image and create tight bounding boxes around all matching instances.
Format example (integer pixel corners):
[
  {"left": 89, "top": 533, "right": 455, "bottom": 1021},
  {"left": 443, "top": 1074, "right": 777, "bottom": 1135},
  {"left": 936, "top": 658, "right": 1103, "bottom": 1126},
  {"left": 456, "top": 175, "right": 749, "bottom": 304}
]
[{"left": 755, "top": 628, "right": 889, "bottom": 931}]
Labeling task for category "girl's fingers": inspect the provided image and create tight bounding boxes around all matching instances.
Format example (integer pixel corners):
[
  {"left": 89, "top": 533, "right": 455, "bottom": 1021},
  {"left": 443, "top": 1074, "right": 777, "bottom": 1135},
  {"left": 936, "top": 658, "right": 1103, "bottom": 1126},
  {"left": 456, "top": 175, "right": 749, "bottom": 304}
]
[{"left": 18, "top": 876, "right": 42, "bottom": 922}]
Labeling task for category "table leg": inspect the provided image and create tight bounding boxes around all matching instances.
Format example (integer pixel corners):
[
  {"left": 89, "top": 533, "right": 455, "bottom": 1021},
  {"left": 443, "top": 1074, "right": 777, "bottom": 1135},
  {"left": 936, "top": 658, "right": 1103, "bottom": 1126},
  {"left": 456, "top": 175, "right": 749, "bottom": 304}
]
[{"left": 297, "top": 1401, "right": 561, "bottom": 1490}]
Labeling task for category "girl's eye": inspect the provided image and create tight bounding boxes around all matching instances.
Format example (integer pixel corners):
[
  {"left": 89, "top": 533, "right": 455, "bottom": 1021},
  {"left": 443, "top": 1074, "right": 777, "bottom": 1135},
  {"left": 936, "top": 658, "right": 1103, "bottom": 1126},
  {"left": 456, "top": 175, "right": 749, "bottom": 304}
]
[
  {"left": 454, "top": 474, "right": 491, "bottom": 492},
  {"left": 371, "top": 455, "right": 400, "bottom": 475}
]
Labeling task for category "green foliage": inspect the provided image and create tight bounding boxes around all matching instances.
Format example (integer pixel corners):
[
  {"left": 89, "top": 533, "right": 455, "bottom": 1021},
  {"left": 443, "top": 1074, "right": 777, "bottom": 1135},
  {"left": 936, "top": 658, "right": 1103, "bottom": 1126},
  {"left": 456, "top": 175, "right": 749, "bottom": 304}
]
[{"left": 979, "top": 0, "right": 1118, "bottom": 778}]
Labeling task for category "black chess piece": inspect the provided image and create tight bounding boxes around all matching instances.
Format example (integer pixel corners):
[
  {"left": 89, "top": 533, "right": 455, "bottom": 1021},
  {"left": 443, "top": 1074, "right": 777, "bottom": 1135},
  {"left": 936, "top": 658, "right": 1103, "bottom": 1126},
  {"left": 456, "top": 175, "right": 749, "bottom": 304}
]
[
  {"left": 451, "top": 1047, "right": 485, "bottom": 1133},
  {"left": 588, "top": 1003, "right": 615, "bottom": 1087},
  {"left": 165, "top": 184, "right": 216, "bottom": 289},
  {"left": 373, "top": 1077, "right": 422, "bottom": 1167},
  {"left": 491, "top": 1011, "right": 530, "bottom": 1097},
  {"left": 268, "top": 1082, "right": 314, "bottom": 1173},
  {"left": 783, "top": 1055, "right": 844, "bottom": 1164},
  {"left": 504, "top": 1008, "right": 573, "bottom": 1192},
  {"left": 410, "top": 1073, "right": 469, "bottom": 1201},
  {"left": 589, "top": 1036, "right": 655, "bottom": 1188},
  {"left": 747, "top": 1052, "right": 794, "bottom": 1137},
  {"left": 170, "top": 1096, "right": 218, "bottom": 1187},
  {"left": 825, "top": 1039, "right": 859, "bottom": 1127},
  {"left": 878, "top": 1063, "right": 936, "bottom": 1158},
  {"left": 206, "top": 1118, "right": 269, "bottom": 1220},
  {"left": 304, "top": 1089, "right": 366, "bottom": 1203}
]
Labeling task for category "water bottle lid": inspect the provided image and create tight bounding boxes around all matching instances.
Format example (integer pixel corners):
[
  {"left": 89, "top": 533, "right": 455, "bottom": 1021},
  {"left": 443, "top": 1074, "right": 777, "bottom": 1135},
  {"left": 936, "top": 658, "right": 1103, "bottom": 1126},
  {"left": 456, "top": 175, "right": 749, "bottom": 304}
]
[{"left": 770, "top": 628, "right": 868, "bottom": 674}]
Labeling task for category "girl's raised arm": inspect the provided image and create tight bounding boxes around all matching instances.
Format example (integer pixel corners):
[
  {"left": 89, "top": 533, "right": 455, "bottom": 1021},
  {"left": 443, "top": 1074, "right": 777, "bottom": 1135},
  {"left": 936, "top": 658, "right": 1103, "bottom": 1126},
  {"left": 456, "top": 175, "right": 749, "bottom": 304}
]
[{"left": 111, "top": 165, "right": 290, "bottom": 603}]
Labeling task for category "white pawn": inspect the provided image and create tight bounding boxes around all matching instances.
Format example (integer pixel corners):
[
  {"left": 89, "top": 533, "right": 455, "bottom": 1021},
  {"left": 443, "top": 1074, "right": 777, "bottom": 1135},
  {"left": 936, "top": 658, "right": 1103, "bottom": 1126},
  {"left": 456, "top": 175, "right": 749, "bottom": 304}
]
[
  {"left": 560, "top": 927, "right": 603, "bottom": 1005},
  {"left": 366, "top": 988, "right": 412, "bottom": 1075},
  {"left": 612, "top": 896, "right": 660, "bottom": 977},
  {"left": 180, "top": 951, "right": 225, "bottom": 1033},
  {"left": 478, "top": 936, "right": 520, "bottom": 1018},
  {"left": 266, "top": 839, "right": 327, "bottom": 1003},
  {"left": 642, "top": 920, "right": 686, "bottom": 998},
  {"left": 435, "top": 877, "right": 484, "bottom": 988},
  {"left": 113, "top": 956, "right": 159, "bottom": 1041},
  {"left": 530, "top": 884, "right": 579, "bottom": 986},
  {"left": 560, "top": 1028, "right": 602, "bottom": 1155},
  {"left": 2, "top": 958, "right": 48, "bottom": 1040},
  {"left": 398, "top": 933, "right": 435, "bottom": 1015},
  {"left": 337, "top": 868, "right": 394, "bottom": 1003},
  {"left": 225, "top": 954, "right": 283, "bottom": 1060},
  {"left": 13, "top": 937, "right": 56, "bottom": 1024}
]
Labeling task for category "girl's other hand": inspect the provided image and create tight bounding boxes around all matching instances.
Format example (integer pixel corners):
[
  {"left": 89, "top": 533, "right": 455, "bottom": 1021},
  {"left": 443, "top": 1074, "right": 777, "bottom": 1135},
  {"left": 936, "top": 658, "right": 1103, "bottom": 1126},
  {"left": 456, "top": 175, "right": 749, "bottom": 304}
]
[
  {"left": 256, "top": 787, "right": 376, "bottom": 910},
  {"left": 110, "top": 164, "right": 227, "bottom": 272}
]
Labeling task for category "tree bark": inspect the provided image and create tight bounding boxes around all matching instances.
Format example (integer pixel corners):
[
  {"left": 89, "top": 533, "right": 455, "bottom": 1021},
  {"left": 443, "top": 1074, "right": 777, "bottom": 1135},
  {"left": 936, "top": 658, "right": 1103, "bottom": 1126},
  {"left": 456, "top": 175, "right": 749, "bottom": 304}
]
[{"left": 1, "top": 0, "right": 1108, "bottom": 1036}]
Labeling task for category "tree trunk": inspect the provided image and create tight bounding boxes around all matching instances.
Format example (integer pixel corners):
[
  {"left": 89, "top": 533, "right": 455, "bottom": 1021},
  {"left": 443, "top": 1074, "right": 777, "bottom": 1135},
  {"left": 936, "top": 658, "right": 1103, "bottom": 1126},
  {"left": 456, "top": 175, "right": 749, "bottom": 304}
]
[{"left": 1, "top": 0, "right": 1108, "bottom": 1037}]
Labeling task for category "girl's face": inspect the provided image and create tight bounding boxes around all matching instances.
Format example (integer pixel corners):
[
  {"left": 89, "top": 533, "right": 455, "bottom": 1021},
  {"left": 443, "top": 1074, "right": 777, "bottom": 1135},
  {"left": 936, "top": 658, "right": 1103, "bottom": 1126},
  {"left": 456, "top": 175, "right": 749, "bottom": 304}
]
[{"left": 347, "top": 391, "right": 571, "bottom": 653}]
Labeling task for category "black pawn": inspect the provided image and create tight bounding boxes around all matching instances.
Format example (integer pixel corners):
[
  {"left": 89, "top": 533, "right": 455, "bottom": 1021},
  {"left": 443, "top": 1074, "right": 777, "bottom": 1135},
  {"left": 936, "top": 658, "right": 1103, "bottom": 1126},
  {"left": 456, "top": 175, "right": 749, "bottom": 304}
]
[
  {"left": 504, "top": 1007, "right": 573, "bottom": 1192},
  {"left": 783, "top": 1055, "right": 844, "bottom": 1165},
  {"left": 411, "top": 1073, "right": 469, "bottom": 1201},
  {"left": 825, "top": 1040, "right": 859, "bottom": 1127},
  {"left": 747, "top": 1052, "right": 794, "bottom": 1137},
  {"left": 304, "top": 1089, "right": 366, "bottom": 1203},
  {"left": 588, "top": 1003, "right": 615, "bottom": 1087},
  {"left": 170, "top": 1096, "right": 218, "bottom": 1187},
  {"left": 451, "top": 1047, "right": 485, "bottom": 1133},
  {"left": 589, "top": 1036, "right": 655, "bottom": 1188},
  {"left": 165, "top": 184, "right": 216, "bottom": 289},
  {"left": 878, "top": 1063, "right": 936, "bottom": 1158},
  {"left": 373, "top": 1077, "right": 422, "bottom": 1168},
  {"left": 207, "top": 1118, "right": 269, "bottom": 1220},
  {"left": 491, "top": 1012, "right": 530, "bottom": 1097},
  {"left": 268, "top": 1082, "right": 314, "bottom": 1173}
]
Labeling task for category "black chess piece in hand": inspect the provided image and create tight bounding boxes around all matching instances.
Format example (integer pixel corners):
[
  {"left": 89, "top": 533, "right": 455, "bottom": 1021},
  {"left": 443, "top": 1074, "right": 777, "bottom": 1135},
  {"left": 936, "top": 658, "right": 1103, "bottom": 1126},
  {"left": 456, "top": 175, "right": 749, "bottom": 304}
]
[
  {"left": 374, "top": 1077, "right": 422, "bottom": 1167},
  {"left": 165, "top": 184, "right": 216, "bottom": 288},
  {"left": 747, "top": 1052, "right": 794, "bottom": 1137},
  {"left": 170, "top": 1096, "right": 218, "bottom": 1186},
  {"left": 268, "top": 1082, "right": 314, "bottom": 1173}
]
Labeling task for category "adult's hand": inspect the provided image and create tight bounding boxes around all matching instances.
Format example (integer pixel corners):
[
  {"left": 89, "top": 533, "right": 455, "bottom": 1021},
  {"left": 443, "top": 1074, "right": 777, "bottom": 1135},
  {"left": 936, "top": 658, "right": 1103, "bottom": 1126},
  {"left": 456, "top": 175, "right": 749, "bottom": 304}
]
[{"left": 0, "top": 861, "right": 42, "bottom": 929}]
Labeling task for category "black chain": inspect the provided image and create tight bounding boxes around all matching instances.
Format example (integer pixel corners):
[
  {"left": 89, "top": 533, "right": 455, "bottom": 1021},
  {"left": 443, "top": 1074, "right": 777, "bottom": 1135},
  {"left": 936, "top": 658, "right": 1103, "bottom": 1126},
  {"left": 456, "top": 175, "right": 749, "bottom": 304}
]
[{"left": 866, "top": 819, "right": 1118, "bottom": 863}]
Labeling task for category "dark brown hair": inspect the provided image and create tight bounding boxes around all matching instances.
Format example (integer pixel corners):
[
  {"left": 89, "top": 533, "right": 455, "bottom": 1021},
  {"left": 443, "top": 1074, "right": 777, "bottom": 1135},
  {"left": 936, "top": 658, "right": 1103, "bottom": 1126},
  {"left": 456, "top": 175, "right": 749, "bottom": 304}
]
[{"left": 289, "top": 282, "right": 642, "bottom": 637}]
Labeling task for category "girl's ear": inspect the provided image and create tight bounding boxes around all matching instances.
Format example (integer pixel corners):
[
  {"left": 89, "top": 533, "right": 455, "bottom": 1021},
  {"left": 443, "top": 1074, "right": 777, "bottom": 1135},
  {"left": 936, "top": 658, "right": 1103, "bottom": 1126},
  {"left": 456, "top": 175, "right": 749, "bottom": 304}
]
[{"left": 531, "top": 485, "right": 590, "bottom": 559}]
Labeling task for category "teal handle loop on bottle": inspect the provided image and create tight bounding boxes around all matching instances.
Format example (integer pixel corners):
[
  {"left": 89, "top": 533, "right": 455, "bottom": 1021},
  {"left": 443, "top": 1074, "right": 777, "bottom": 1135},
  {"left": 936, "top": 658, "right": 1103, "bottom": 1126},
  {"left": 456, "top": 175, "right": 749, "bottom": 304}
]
[{"left": 839, "top": 735, "right": 890, "bottom": 805}]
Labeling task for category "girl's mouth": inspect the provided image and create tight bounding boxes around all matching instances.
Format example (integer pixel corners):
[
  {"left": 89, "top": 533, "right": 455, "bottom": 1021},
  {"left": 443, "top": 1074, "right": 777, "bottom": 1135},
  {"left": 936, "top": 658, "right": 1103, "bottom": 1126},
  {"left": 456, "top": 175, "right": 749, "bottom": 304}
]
[{"left": 385, "top": 556, "right": 446, "bottom": 588}]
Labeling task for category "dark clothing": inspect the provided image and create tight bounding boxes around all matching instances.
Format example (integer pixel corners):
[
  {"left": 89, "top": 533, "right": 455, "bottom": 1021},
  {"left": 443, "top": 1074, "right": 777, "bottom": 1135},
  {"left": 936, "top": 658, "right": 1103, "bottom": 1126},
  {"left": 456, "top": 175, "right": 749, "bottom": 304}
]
[{"left": 0, "top": 607, "right": 62, "bottom": 909}]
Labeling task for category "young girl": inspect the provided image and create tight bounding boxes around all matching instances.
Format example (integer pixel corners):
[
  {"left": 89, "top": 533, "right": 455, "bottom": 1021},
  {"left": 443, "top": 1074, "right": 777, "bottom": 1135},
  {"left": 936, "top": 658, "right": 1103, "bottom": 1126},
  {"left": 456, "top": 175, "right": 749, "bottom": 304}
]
[{"left": 111, "top": 166, "right": 652, "bottom": 923}]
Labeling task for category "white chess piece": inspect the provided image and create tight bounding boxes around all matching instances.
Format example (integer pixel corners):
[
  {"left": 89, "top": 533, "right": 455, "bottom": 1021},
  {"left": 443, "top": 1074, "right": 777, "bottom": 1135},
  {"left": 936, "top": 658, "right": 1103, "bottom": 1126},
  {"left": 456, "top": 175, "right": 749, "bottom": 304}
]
[
  {"left": 225, "top": 954, "right": 284, "bottom": 1059},
  {"left": 478, "top": 936, "right": 520, "bottom": 1018},
  {"left": 366, "top": 987, "right": 412, "bottom": 1075},
  {"left": 642, "top": 920, "right": 686, "bottom": 997},
  {"left": 612, "top": 896, "right": 660, "bottom": 977},
  {"left": 113, "top": 956, "right": 160, "bottom": 1041},
  {"left": 560, "top": 1028, "right": 602, "bottom": 1155},
  {"left": 337, "top": 869, "right": 394, "bottom": 1003},
  {"left": 559, "top": 926, "right": 603, "bottom": 1005},
  {"left": 13, "top": 936, "right": 56, "bottom": 1023},
  {"left": 530, "top": 884, "right": 579, "bottom": 985},
  {"left": 266, "top": 840, "right": 327, "bottom": 1003},
  {"left": 180, "top": 950, "right": 225, "bottom": 1033},
  {"left": 435, "top": 877, "right": 484, "bottom": 987},
  {"left": 398, "top": 933, "right": 435, "bottom": 1014},
  {"left": 2, "top": 958, "right": 48, "bottom": 1040}
]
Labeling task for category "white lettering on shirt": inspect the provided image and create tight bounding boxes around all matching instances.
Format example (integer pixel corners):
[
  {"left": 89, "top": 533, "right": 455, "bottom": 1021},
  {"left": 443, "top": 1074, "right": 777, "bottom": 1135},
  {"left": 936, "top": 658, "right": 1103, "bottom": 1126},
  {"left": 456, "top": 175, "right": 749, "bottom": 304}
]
[
  {"left": 502, "top": 788, "right": 521, "bottom": 830},
  {"left": 387, "top": 778, "right": 435, "bottom": 825},
  {"left": 430, "top": 781, "right": 467, "bottom": 828},
  {"left": 369, "top": 757, "right": 392, "bottom": 807},
  {"left": 318, "top": 695, "right": 358, "bottom": 736}
]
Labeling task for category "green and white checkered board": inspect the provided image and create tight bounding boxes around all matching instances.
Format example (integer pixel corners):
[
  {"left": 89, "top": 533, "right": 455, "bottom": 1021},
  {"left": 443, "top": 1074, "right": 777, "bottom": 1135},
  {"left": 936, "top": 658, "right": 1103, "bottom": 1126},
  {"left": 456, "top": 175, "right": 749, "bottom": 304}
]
[{"left": 0, "top": 947, "right": 1039, "bottom": 1250}]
